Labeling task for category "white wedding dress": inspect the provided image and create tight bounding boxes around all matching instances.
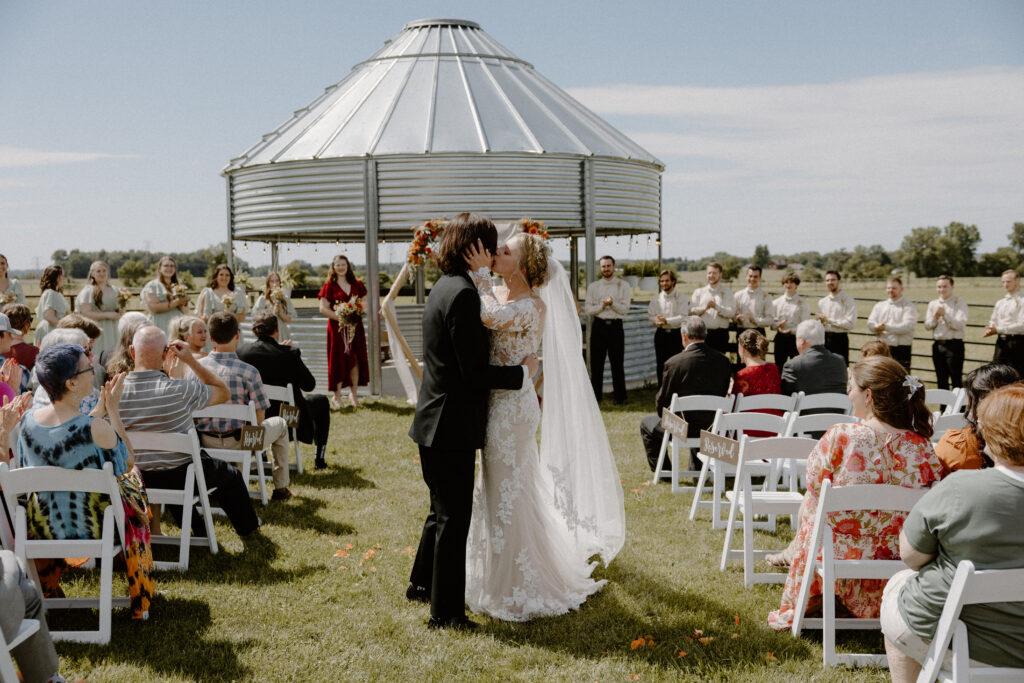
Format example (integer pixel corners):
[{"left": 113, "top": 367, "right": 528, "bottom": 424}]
[{"left": 464, "top": 267, "right": 611, "bottom": 621}]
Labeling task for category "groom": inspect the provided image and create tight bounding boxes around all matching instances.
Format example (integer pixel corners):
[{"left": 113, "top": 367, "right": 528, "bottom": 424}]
[{"left": 407, "top": 212, "right": 539, "bottom": 630}]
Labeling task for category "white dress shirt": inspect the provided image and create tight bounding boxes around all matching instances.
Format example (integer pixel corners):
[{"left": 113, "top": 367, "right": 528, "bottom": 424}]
[
  {"left": 867, "top": 297, "right": 919, "bottom": 346},
  {"left": 923, "top": 295, "right": 968, "bottom": 340},
  {"left": 584, "top": 277, "right": 631, "bottom": 320},
  {"left": 817, "top": 291, "right": 858, "bottom": 333},
  {"left": 690, "top": 284, "right": 735, "bottom": 330},
  {"left": 988, "top": 290, "right": 1024, "bottom": 335},
  {"left": 647, "top": 288, "right": 687, "bottom": 329},
  {"left": 734, "top": 287, "right": 774, "bottom": 329},
  {"left": 772, "top": 293, "right": 810, "bottom": 332}
]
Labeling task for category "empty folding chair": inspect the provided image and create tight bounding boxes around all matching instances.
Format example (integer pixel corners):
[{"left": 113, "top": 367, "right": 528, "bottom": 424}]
[
  {"left": 926, "top": 388, "right": 959, "bottom": 419},
  {"left": 262, "top": 383, "right": 303, "bottom": 473},
  {"left": 794, "top": 391, "right": 853, "bottom": 415},
  {"left": 733, "top": 392, "right": 798, "bottom": 415}
]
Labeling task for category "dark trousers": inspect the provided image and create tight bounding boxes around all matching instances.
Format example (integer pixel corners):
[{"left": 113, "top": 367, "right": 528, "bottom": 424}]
[
  {"left": 409, "top": 445, "right": 475, "bottom": 621},
  {"left": 891, "top": 345, "right": 912, "bottom": 372},
  {"left": 654, "top": 328, "right": 683, "bottom": 386},
  {"left": 140, "top": 454, "right": 260, "bottom": 536},
  {"left": 303, "top": 394, "right": 331, "bottom": 446},
  {"left": 705, "top": 328, "right": 731, "bottom": 356},
  {"left": 932, "top": 339, "right": 965, "bottom": 390},
  {"left": 641, "top": 414, "right": 701, "bottom": 473},
  {"left": 774, "top": 332, "right": 797, "bottom": 372},
  {"left": 590, "top": 318, "right": 626, "bottom": 403},
  {"left": 994, "top": 334, "right": 1024, "bottom": 378},
  {"left": 824, "top": 332, "right": 850, "bottom": 364}
]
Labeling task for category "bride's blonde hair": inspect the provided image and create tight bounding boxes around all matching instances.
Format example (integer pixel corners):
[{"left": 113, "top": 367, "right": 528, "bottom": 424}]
[{"left": 510, "top": 233, "right": 550, "bottom": 289}]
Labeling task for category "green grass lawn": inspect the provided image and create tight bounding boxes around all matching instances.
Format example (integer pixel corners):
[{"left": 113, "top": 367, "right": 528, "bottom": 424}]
[{"left": 48, "top": 390, "right": 891, "bottom": 682}]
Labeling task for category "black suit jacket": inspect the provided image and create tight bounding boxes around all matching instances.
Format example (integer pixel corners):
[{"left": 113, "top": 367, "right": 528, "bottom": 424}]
[
  {"left": 656, "top": 341, "right": 732, "bottom": 436},
  {"left": 408, "top": 272, "right": 525, "bottom": 450},
  {"left": 780, "top": 344, "right": 848, "bottom": 396},
  {"left": 237, "top": 336, "right": 318, "bottom": 442}
]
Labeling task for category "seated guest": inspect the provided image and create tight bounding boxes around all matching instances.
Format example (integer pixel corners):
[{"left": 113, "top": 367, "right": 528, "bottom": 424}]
[
  {"left": 56, "top": 313, "right": 102, "bottom": 389},
  {"left": 732, "top": 329, "right": 782, "bottom": 436},
  {"left": 860, "top": 339, "right": 891, "bottom": 358},
  {"left": 934, "top": 363, "right": 1019, "bottom": 473},
  {"left": 103, "top": 312, "right": 149, "bottom": 377},
  {"left": 640, "top": 316, "right": 731, "bottom": 472},
  {"left": 197, "top": 311, "right": 293, "bottom": 501},
  {"left": 767, "top": 356, "right": 942, "bottom": 630},
  {"left": 17, "top": 343, "right": 154, "bottom": 620},
  {"left": 882, "top": 384, "right": 1024, "bottom": 681},
  {"left": 0, "top": 550, "right": 66, "bottom": 683},
  {"left": 780, "top": 319, "right": 847, "bottom": 398},
  {"left": 0, "top": 314, "right": 20, "bottom": 400},
  {"left": 117, "top": 325, "right": 263, "bottom": 537},
  {"left": 167, "top": 315, "right": 208, "bottom": 378},
  {"left": 31, "top": 328, "right": 98, "bottom": 414},
  {"left": 238, "top": 311, "right": 332, "bottom": 470},
  {"left": 2, "top": 303, "right": 38, "bottom": 372}
]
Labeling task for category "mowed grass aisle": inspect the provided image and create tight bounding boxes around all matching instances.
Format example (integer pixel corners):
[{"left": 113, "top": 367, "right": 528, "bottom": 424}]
[{"left": 53, "top": 389, "right": 888, "bottom": 682}]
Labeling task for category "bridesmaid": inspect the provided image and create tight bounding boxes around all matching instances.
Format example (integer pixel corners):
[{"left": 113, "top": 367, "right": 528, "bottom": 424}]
[
  {"left": 318, "top": 255, "right": 368, "bottom": 407},
  {"left": 196, "top": 264, "right": 250, "bottom": 324},
  {"left": 0, "top": 253, "right": 27, "bottom": 304},
  {"left": 33, "top": 265, "right": 68, "bottom": 346},
  {"left": 252, "top": 271, "right": 296, "bottom": 342},
  {"left": 76, "top": 261, "right": 123, "bottom": 358},
  {"left": 142, "top": 256, "right": 189, "bottom": 335}
]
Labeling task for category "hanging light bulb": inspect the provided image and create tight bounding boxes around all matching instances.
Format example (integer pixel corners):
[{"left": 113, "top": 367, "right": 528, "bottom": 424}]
[
  {"left": 655, "top": 240, "right": 662, "bottom": 246},
  {"left": 603, "top": 236, "right": 608, "bottom": 243},
  {"left": 615, "top": 240, "right": 620, "bottom": 247}
]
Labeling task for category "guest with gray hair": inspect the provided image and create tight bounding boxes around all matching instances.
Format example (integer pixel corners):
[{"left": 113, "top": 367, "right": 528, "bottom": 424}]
[
  {"left": 31, "top": 327, "right": 100, "bottom": 413},
  {"left": 780, "top": 319, "right": 847, "bottom": 397}
]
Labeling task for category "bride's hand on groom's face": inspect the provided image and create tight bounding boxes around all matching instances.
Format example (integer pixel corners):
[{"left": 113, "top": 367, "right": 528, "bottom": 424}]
[{"left": 463, "top": 239, "right": 493, "bottom": 272}]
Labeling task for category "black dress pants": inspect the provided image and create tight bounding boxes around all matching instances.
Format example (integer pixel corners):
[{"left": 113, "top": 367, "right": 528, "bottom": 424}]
[
  {"left": 774, "top": 332, "right": 797, "bottom": 372},
  {"left": 409, "top": 445, "right": 475, "bottom": 621},
  {"left": 705, "top": 328, "right": 731, "bottom": 356},
  {"left": 590, "top": 318, "right": 626, "bottom": 403},
  {"left": 141, "top": 455, "right": 260, "bottom": 536},
  {"left": 994, "top": 335, "right": 1024, "bottom": 378},
  {"left": 932, "top": 339, "right": 964, "bottom": 389},
  {"left": 824, "top": 332, "right": 850, "bottom": 364},
  {"left": 891, "top": 345, "right": 912, "bottom": 372},
  {"left": 653, "top": 328, "right": 683, "bottom": 386},
  {"left": 301, "top": 394, "right": 331, "bottom": 446}
]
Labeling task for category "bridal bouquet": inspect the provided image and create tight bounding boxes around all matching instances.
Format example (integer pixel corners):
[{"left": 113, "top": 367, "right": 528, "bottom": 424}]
[
  {"left": 406, "top": 218, "right": 446, "bottom": 268},
  {"left": 116, "top": 289, "right": 132, "bottom": 309}
]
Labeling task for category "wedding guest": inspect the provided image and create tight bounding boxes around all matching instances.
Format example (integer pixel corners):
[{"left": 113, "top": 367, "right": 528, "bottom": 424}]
[
  {"left": 0, "top": 253, "right": 26, "bottom": 305},
  {"left": 239, "top": 311, "right": 332, "bottom": 470},
  {"left": 318, "top": 255, "right": 369, "bottom": 408},
  {"left": 860, "top": 339, "right": 892, "bottom": 358},
  {"left": 732, "top": 329, "right": 783, "bottom": 437},
  {"left": 56, "top": 313, "right": 101, "bottom": 346},
  {"left": 33, "top": 265, "right": 68, "bottom": 346},
  {"left": 647, "top": 269, "right": 686, "bottom": 385},
  {"left": 196, "top": 263, "right": 249, "bottom": 325},
  {"left": 0, "top": 550, "right": 65, "bottom": 683},
  {"left": 142, "top": 255, "right": 189, "bottom": 335},
  {"left": 584, "top": 255, "right": 631, "bottom": 404},
  {"left": 771, "top": 272, "right": 809, "bottom": 371},
  {"left": 982, "top": 269, "right": 1024, "bottom": 377},
  {"left": 817, "top": 270, "right": 857, "bottom": 363},
  {"left": 780, "top": 320, "right": 847, "bottom": 397},
  {"left": 252, "top": 271, "right": 296, "bottom": 343},
  {"left": 881, "top": 384, "right": 1024, "bottom": 681},
  {"left": 31, "top": 328, "right": 99, "bottom": 414},
  {"left": 734, "top": 266, "right": 774, "bottom": 336},
  {"left": 934, "top": 363, "right": 1019, "bottom": 473},
  {"left": 0, "top": 314, "right": 20, "bottom": 400},
  {"left": 76, "top": 260, "right": 123, "bottom": 359},
  {"left": 690, "top": 262, "right": 735, "bottom": 356},
  {"left": 767, "top": 355, "right": 941, "bottom": 629},
  {"left": 1, "top": 304, "right": 38, "bottom": 372},
  {"left": 867, "top": 277, "right": 918, "bottom": 372},
  {"left": 169, "top": 315, "right": 208, "bottom": 359},
  {"left": 640, "top": 317, "right": 731, "bottom": 472},
  {"left": 922, "top": 274, "right": 968, "bottom": 389},
  {"left": 103, "top": 313, "right": 149, "bottom": 377}
]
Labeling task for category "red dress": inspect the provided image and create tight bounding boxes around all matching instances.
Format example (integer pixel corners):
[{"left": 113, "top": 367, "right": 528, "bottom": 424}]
[
  {"left": 733, "top": 362, "right": 782, "bottom": 437},
  {"left": 318, "top": 279, "right": 369, "bottom": 391}
]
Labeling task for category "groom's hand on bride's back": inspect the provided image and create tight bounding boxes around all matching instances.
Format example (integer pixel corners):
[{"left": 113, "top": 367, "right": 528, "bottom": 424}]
[{"left": 523, "top": 353, "right": 539, "bottom": 377}]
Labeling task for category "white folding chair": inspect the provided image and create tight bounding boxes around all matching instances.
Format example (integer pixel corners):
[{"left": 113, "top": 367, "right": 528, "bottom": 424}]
[
  {"left": 917, "top": 560, "right": 1024, "bottom": 683},
  {"left": 794, "top": 391, "right": 853, "bottom": 415},
  {"left": 192, "top": 401, "right": 269, "bottom": 506},
  {"left": 0, "top": 462, "right": 128, "bottom": 644},
  {"left": 127, "top": 429, "right": 218, "bottom": 571},
  {"left": 733, "top": 392, "right": 798, "bottom": 414},
  {"left": 719, "top": 435, "right": 816, "bottom": 587},
  {"left": 792, "top": 480, "right": 929, "bottom": 668},
  {"left": 777, "top": 413, "right": 860, "bottom": 494},
  {"left": 651, "top": 394, "right": 734, "bottom": 492},
  {"left": 689, "top": 411, "right": 791, "bottom": 529},
  {"left": 1, "top": 614, "right": 41, "bottom": 683},
  {"left": 263, "top": 383, "right": 303, "bottom": 474},
  {"left": 926, "top": 388, "right": 960, "bottom": 419},
  {"left": 948, "top": 387, "right": 967, "bottom": 415},
  {"left": 931, "top": 413, "right": 969, "bottom": 442}
]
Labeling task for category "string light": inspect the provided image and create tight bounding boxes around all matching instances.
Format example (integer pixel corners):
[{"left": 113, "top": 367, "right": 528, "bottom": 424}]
[{"left": 603, "top": 236, "right": 608, "bottom": 242}]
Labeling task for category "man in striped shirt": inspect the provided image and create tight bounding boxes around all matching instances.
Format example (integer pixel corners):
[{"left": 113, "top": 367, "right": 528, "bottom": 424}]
[{"left": 118, "top": 325, "right": 263, "bottom": 537}]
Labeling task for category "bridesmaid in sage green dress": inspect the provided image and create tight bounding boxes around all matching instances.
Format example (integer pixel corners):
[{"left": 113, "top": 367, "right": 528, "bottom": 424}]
[
  {"left": 251, "top": 271, "right": 296, "bottom": 342},
  {"left": 0, "top": 253, "right": 27, "bottom": 305},
  {"left": 141, "top": 256, "right": 190, "bottom": 335},
  {"left": 196, "top": 264, "right": 250, "bottom": 324},
  {"left": 76, "top": 260, "right": 123, "bottom": 358},
  {"left": 33, "top": 265, "right": 68, "bottom": 346}
]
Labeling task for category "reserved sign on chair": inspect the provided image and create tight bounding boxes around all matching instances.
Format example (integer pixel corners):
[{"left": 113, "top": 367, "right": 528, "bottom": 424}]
[
  {"left": 660, "top": 411, "right": 688, "bottom": 440},
  {"left": 279, "top": 405, "right": 301, "bottom": 428},
  {"left": 240, "top": 425, "right": 266, "bottom": 450},
  {"left": 699, "top": 430, "right": 739, "bottom": 466}
]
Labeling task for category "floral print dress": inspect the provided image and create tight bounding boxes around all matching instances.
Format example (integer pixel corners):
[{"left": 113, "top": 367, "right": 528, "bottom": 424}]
[{"left": 767, "top": 422, "right": 942, "bottom": 630}]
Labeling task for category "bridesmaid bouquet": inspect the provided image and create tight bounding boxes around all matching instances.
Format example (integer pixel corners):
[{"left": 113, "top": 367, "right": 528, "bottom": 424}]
[
  {"left": 171, "top": 283, "right": 189, "bottom": 303},
  {"left": 1, "top": 293, "right": 15, "bottom": 304},
  {"left": 334, "top": 300, "right": 364, "bottom": 345},
  {"left": 270, "top": 287, "right": 286, "bottom": 304},
  {"left": 221, "top": 292, "right": 236, "bottom": 309},
  {"left": 116, "top": 289, "right": 132, "bottom": 309}
]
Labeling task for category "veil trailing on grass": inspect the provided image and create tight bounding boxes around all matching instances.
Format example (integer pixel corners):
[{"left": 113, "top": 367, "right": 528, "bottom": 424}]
[{"left": 538, "top": 258, "right": 626, "bottom": 563}]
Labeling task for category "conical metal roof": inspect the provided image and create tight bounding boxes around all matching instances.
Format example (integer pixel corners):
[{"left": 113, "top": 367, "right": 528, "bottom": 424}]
[{"left": 224, "top": 18, "right": 662, "bottom": 169}]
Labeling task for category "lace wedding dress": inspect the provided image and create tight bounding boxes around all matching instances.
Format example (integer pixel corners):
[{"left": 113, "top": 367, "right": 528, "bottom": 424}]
[{"left": 465, "top": 268, "right": 606, "bottom": 621}]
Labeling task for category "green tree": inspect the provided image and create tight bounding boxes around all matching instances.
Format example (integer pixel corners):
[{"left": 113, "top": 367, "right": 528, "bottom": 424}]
[
  {"left": 116, "top": 259, "right": 148, "bottom": 287},
  {"left": 978, "top": 247, "right": 1021, "bottom": 277},
  {"left": 1009, "top": 222, "right": 1024, "bottom": 257},
  {"left": 899, "top": 222, "right": 980, "bottom": 278},
  {"left": 751, "top": 244, "right": 771, "bottom": 269}
]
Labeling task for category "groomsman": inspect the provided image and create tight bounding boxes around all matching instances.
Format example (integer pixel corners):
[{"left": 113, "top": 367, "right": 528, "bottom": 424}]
[
  {"left": 647, "top": 269, "right": 686, "bottom": 385},
  {"left": 584, "top": 255, "right": 631, "bottom": 404},
  {"left": 923, "top": 274, "right": 968, "bottom": 389},
  {"left": 817, "top": 270, "right": 857, "bottom": 363},
  {"left": 690, "top": 262, "right": 735, "bottom": 355},
  {"left": 983, "top": 269, "right": 1024, "bottom": 377},
  {"left": 734, "top": 265, "right": 774, "bottom": 336},
  {"left": 771, "top": 272, "right": 809, "bottom": 371},
  {"left": 867, "top": 277, "right": 918, "bottom": 372}
]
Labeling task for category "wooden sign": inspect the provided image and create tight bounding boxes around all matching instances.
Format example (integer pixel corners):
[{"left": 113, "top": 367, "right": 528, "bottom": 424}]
[
  {"left": 699, "top": 430, "right": 739, "bottom": 466},
  {"left": 279, "top": 405, "right": 301, "bottom": 428},
  {"left": 661, "top": 411, "right": 688, "bottom": 440},
  {"left": 240, "top": 425, "right": 266, "bottom": 451}
]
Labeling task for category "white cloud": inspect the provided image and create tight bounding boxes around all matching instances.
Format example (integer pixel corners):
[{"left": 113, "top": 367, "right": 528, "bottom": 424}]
[{"left": 0, "top": 146, "right": 138, "bottom": 168}]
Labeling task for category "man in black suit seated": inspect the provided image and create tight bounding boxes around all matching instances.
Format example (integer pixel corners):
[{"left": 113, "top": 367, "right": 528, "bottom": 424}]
[
  {"left": 640, "top": 316, "right": 732, "bottom": 472},
  {"left": 236, "top": 311, "right": 332, "bottom": 470},
  {"left": 780, "top": 319, "right": 848, "bottom": 398}
]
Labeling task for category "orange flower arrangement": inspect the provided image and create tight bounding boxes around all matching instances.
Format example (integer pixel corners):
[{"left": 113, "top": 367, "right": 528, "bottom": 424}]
[{"left": 406, "top": 218, "right": 446, "bottom": 267}]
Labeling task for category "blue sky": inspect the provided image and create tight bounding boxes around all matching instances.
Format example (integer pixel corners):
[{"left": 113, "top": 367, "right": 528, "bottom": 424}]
[{"left": 2, "top": 1, "right": 1022, "bottom": 270}]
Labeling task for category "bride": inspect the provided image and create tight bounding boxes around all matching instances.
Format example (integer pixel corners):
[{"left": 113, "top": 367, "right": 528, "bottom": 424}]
[{"left": 462, "top": 230, "right": 626, "bottom": 621}]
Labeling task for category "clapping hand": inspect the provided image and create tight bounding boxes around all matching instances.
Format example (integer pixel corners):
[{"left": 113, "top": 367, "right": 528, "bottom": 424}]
[
  {"left": 1, "top": 392, "right": 33, "bottom": 461},
  {"left": 463, "top": 239, "right": 493, "bottom": 272},
  {"left": 92, "top": 372, "right": 126, "bottom": 419},
  {"left": 0, "top": 358, "right": 23, "bottom": 393}
]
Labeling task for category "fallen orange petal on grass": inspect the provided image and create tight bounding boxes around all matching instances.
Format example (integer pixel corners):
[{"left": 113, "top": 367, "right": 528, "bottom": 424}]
[
  {"left": 369, "top": 566, "right": 377, "bottom": 573},
  {"left": 734, "top": 615, "right": 740, "bottom": 625},
  {"left": 345, "top": 543, "right": 353, "bottom": 550},
  {"left": 630, "top": 676, "right": 639, "bottom": 681},
  {"left": 630, "top": 488, "right": 643, "bottom": 493},
  {"left": 642, "top": 481, "right": 651, "bottom": 486},
  {"left": 698, "top": 637, "right": 715, "bottom": 645},
  {"left": 766, "top": 652, "right": 778, "bottom": 662},
  {"left": 731, "top": 633, "right": 740, "bottom": 639},
  {"left": 337, "top": 565, "right": 347, "bottom": 570},
  {"left": 334, "top": 550, "right": 349, "bottom": 557},
  {"left": 693, "top": 629, "right": 704, "bottom": 637},
  {"left": 677, "top": 651, "right": 687, "bottom": 658}
]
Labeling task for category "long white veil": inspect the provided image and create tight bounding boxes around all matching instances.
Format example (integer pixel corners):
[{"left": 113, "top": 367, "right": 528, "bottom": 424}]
[{"left": 538, "top": 258, "right": 626, "bottom": 564}]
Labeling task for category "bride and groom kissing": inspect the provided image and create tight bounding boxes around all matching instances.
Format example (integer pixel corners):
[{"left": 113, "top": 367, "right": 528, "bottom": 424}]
[{"left": 407, "top": 212, "right": 626, "bottom": 630}]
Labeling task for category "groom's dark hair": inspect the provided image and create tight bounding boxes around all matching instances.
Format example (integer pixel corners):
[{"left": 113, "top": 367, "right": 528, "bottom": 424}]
[{"left": 436, "top": 212, "right": 497, "bottom": 275}]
